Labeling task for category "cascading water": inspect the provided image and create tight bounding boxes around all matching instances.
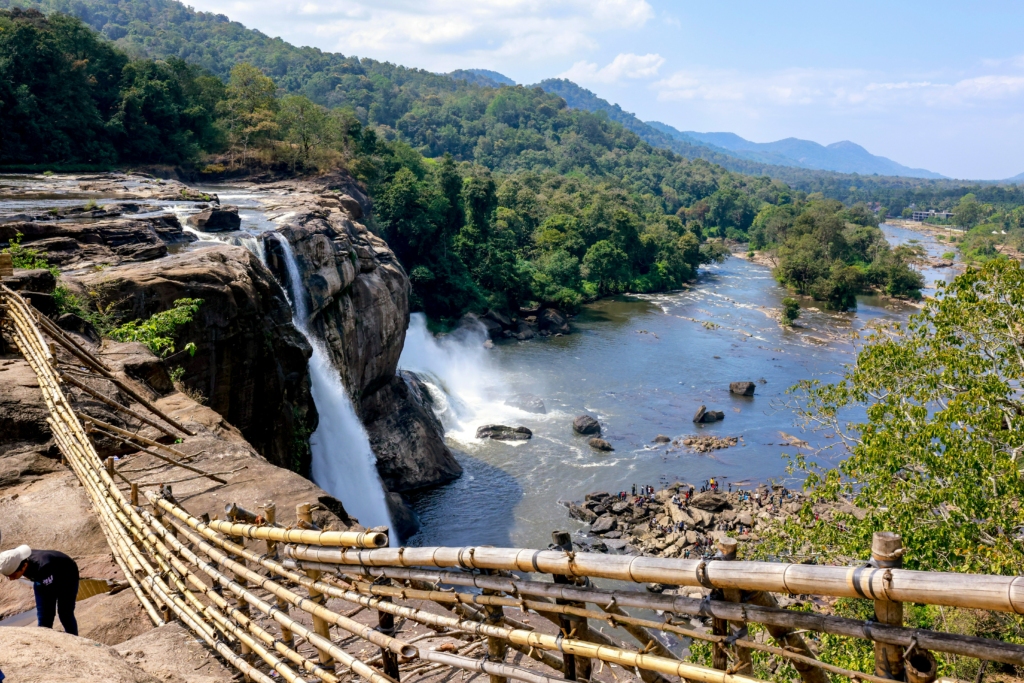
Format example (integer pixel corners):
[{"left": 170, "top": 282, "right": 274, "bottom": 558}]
[
  {"left": 271, "top": 234, "right": 393, "bottom": 529},
  {"left": 398, "top": 314, "right": 535, "bottom": 444}
]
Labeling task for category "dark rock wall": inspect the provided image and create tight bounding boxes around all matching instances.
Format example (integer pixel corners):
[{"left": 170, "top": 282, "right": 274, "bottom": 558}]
[
  {"left": 69, "top": 246, "right": 318, "bottom": 473},
  {"left": 264, "top": 210, "right": 462, "bottom": 492}
]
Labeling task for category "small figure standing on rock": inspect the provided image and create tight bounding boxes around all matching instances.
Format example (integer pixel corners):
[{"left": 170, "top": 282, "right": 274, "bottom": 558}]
[{"left": 0, "top": 545, "right": 80, "bottom": 636}]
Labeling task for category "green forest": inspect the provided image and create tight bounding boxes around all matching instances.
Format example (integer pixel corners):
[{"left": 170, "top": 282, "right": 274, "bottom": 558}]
[{"left": 0, "top": 5, "right": 1011, "bottom": 321}]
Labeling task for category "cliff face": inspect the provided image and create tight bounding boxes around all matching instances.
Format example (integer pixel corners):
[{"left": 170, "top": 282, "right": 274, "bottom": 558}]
[
  {"left": 68, "top": 245, "right": 318, "bottom": 473},
  {"left": 261, "top": 182, "right": 462, "bottom": 493}
]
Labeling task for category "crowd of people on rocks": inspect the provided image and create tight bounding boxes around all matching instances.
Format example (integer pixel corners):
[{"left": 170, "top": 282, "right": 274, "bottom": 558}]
[{"left": 567, "top": 479, "right": 810, "bottom": 560}]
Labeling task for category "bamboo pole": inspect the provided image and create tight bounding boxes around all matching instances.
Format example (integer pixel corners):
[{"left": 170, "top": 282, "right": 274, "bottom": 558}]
[
  {"left": 154, "top": 497, "right": 759, "bottom": 683},
  {"left": 325, "top": 565, "right": 1024, "bottom": 667},
  {"left": 79, "top": 415, "right": 192, "bottom": 460},
  {"left": 130, "top": 500, "right": 396, "bottom": 683},
  {"left": 716, "top": 538, "right": 752, "bottom": 675},
  {"left": 872, "top": 532, "right": 905, "bottom": 680},
  {"left": 298, "top": 503, "right": 334, "bottom": 667},
  {"left": 85, "top": 423, "right": 225, "bottom": 484},
  {"left": 263, "top": 502, "right": 295, "bottom": 649},
  {"left": 552, "top": 531, "right": 591, "bottom": 682},
  {"left": 28, "top": 305, "right": 195, "bottom": 437},
  {"left": 206, "top": 518, "right": 387, "bottom": 548},
  {"left": 59, "top": 370, "right": 180, "bottom": 439},
  {"left": 280, "top": 545, "right": 1024, "bottom": 615}
]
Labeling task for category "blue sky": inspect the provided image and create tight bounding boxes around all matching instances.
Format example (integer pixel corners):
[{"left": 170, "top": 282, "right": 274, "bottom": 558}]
[{"left": 188, "top": 0, "right": 1024, "bottom": 179}]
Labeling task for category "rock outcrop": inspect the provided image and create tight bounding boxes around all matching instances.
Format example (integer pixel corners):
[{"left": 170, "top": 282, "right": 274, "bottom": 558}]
[
  {"left": 729, "top": 381, "right": 756, "bottom": 396},
  {"left": 573, "top": 415, "right": 601, "bottom": 435},
  {"left": 187, "top": 205, "right": 241, "bottom": 232},
  {"left": 0, "top": 215, "right": 195, "bottom": 269},
  {"left": 476, "top": 425, "right": 533, "bottom": 441},
  {"left": 262, "top": 195, "right": 461, "bottom": 493},
  {"left": 66, "top": 245, "right": 317, "bottom": 473}
]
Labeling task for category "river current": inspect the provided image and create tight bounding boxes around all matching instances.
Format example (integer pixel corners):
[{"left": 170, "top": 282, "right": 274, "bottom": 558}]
[
  {"left": 400, "top": 226, "right": 958, "bottom": 550},
  {"left": 0, "top": 177, "right": 954, "bottom": 548}
]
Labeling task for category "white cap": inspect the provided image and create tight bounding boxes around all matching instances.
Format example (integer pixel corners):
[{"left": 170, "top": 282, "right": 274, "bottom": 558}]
[{"left": 0, "top": 545, "right": 30, "bottom": 576}]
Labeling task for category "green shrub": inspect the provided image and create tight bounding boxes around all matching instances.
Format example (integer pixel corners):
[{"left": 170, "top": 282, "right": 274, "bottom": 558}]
[
  {"left": 1, "top": 233, "right": 59, "bottom": 277},
  {"left": 942, "top": 251, "right": 956, "bottom": 259},
  {"left": 108, "top": 298, "right": 203, "bottom": 357},
  {"left": 780, "top": 297, "right": 800, "bottom": 325}
]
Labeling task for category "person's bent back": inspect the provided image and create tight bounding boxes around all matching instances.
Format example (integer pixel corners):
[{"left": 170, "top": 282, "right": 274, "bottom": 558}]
[{"left": 0, "top": 545, "right": 80, "bottom": 636}]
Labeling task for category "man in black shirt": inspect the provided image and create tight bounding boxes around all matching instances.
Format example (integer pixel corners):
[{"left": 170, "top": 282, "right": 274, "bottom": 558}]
[{"left": 0, "top": 545, "right": 80, "bottom": 635}]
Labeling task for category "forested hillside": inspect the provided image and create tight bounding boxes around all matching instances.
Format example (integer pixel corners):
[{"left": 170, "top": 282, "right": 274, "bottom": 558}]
[{"left": 0, "top": 2, "right": 996, "bottom": 320}]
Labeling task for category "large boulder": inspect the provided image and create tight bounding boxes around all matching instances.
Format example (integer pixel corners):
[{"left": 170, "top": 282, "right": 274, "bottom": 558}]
[
  {"left": 693, "top": 405, "right": 724, "bottom": 423},
  {"left": 538, "top": 307, "right": 570, "bottom": 334},
  {"left": 476, "top": 424, "right": 533, "bottom": 441},
  {"left": 690, "top": 491, "right": 731, "bottom": 512},
  {"left": 591, "top": 514, "right": 618, "bottom": 534},
  {"left": 573, "top": 415, "right": 601, "bottom": 435},
  {"left": 187, "top": 205, "right": 241, "bottom": 232},
  {"left": 265, "top": 210, "right": 461, "bottom": 491},
  {"left": 730, "top": 381, "right": 756, "bottom": 396},
  {"left": 364, "top": 371, "right": 462, "bottom": 493}
]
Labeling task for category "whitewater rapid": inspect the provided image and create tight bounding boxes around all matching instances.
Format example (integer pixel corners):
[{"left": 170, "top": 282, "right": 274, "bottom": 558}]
[{"left": 272, "top": 234, "right": 393, "bottom": 530}]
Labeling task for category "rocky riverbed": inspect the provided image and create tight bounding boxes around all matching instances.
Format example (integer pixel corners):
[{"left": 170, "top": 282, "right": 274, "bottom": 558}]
[{"left": 565, "top": 482, "right": 865, "bottom": 557}]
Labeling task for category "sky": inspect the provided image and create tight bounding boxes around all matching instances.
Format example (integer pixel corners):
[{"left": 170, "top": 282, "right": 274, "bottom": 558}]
[{"left": 185, "top": 0, "right": 1024, "bottom": 179}]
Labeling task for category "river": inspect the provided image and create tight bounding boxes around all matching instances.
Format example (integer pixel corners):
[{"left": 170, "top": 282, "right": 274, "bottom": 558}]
[
  {"left": 399, "top": 224, "right": 957, "bottom": 550},
  {"left": 0, "top": 177, "right": 953, "bottom": 548}
]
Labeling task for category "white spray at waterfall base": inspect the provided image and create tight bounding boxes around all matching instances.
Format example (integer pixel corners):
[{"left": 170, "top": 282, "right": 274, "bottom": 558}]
[
  {"left": 398, "top": 313, "right": 547, "bottom": 445},
  {"left": 271, "top": 233, "right": 393, "bottom": 529}
]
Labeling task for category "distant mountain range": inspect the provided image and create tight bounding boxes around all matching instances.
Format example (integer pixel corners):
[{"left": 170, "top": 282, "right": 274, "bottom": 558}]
[
  {"left": 449, "top": 71, "right": 948, "bottom": 180},
  {"left": 651, "top": 126, "right": 945, "bottom": 179}
]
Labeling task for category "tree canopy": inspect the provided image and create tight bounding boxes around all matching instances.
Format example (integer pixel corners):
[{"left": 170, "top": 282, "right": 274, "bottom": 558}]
[{"left": 767, "top": 259, "right": 1024, "bottom": 575}]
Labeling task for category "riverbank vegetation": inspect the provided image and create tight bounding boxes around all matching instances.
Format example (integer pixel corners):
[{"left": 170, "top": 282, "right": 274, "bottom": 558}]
[
  {"left": 750, "top": 198, "right": 923, "bottom": 308},
  {"left": 747, "top": 259, "right": 1024, "bottom": 680}
]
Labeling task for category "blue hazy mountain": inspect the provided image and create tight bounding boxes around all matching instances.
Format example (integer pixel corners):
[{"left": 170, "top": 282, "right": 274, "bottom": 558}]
[
  {"left": 650, "top": 123, "right": 945, "bottom": 179},
  {"left": 535, "top": 78, "right": 944, "bottom": 179}
]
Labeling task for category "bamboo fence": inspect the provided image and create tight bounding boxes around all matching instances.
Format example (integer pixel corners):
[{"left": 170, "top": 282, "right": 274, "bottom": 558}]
[{"left": 3, "top": 284, "right": 1023, "bottom": 683}]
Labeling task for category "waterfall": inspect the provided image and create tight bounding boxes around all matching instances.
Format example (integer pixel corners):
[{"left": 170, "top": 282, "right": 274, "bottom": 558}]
[
  {"left": 399, "top": 313, "right": 522, "bottom": 443},
  {"left": 271, "top": 234, "right": 393, "bottom": 529}
]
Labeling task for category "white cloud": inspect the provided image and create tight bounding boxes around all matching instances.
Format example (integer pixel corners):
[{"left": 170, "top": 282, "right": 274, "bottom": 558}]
[
  {"left": 559, "top": 52, "right": 665, "bottom": 84},
  {"left": 187, "top": 0, "right": 654, "bottom": 70},
  {"left": 653, "top": 66, "right": 1024, "bottom": 112}
]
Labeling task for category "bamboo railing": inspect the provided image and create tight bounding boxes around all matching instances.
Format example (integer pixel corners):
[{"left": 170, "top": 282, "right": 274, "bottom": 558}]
[{"left": 3, "top": 283, "right": 1023, "bottom": 683}]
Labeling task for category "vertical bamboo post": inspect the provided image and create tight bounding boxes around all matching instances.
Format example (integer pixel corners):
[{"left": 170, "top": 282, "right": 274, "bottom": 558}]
[
  {"left": 130, "top": 483, "right": 139, "bottom": 508},
  {"left": 374, "top": 528, "right": 401, "bottom": 681},
  {"left": 298, "top": 502, "right": 334, "bottom": 667},
  {"left": 262, "top": 502, "right": 293, "bottom": 648},
  {"left": 872, "top": 532, "right": 905, "bottom": 680},
  {"left": 105, "top": 457, "right": 115, "bottom": 479},
  {"left": 226, "top": 502, "right": 253, "bottom": 669},
  {"left": 716, "top": 537, "right": 753, "bottom": 676},
  {"left": 552, "top": 530, "right": 592, "bottom": 681},
  {"left": 481, "top": 567, "right": 509, "bottom": 683}
]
